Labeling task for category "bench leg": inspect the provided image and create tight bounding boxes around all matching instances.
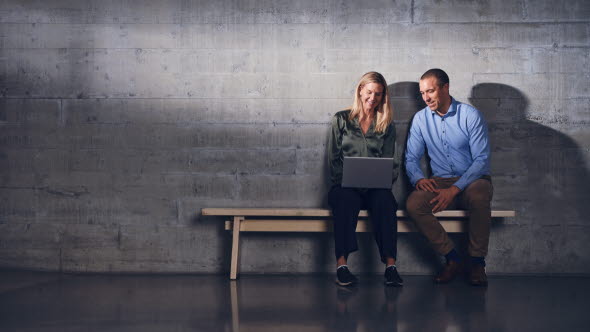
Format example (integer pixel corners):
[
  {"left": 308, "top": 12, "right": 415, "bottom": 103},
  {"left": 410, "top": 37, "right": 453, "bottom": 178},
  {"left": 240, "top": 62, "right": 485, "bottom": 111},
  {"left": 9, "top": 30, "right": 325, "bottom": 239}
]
[{"left": 230, "top": 216, "right": 244, "bottom": 280}]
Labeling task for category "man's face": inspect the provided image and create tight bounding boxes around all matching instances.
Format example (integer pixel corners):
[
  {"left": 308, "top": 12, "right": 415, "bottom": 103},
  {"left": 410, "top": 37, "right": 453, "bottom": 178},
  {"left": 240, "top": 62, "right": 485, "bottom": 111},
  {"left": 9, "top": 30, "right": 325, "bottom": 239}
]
[{"left": 419, "top": 76, "right": 450, "bottom": 113}]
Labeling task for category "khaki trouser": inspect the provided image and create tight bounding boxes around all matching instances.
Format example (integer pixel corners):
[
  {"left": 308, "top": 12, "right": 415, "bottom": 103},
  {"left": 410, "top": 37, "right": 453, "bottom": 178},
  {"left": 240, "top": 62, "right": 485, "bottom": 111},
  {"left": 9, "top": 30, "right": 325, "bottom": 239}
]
[{"left": 406, "top": 177, "right": 493, "bottom": 257}]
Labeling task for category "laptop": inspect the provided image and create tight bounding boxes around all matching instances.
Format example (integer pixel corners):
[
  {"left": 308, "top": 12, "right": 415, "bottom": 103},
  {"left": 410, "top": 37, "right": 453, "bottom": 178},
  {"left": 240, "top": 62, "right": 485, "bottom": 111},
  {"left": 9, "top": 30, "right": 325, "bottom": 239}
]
[{"left": 341, "top": 157, "right": 394, "bottom": 189}]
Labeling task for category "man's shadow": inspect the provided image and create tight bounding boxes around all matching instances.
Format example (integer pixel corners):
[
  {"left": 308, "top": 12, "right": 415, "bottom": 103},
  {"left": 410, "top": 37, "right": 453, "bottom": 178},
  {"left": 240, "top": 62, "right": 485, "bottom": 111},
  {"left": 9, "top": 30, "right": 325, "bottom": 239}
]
[
  {"left": 469, "top": 83, "right": 590, "bottom": 220},
  {"left": 469, "top": 83, "right": 590, "bottom": 270}
]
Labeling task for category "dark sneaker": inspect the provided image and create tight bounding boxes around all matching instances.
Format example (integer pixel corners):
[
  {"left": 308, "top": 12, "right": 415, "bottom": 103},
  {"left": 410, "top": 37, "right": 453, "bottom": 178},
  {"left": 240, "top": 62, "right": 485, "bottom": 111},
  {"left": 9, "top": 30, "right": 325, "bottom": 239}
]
[
  {"left": 336, "top": 266, "right": 358, "bottom": 286},
  {"left": 384, "top": 266, "right": 403, "bottom": 287}
]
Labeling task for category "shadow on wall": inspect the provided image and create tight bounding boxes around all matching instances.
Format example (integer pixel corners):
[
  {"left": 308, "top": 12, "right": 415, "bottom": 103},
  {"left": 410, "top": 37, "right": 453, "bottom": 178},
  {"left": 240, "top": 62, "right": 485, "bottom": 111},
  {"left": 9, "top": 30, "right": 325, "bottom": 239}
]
[
  {"left": 382, "top": 81, "right": 445, "bottom": 271},
  {"left": 468, "top": 83, "right": 590, "bottom": 226},
  {"left": 388, "top": 81, "right": 427, "bottom": 208}
]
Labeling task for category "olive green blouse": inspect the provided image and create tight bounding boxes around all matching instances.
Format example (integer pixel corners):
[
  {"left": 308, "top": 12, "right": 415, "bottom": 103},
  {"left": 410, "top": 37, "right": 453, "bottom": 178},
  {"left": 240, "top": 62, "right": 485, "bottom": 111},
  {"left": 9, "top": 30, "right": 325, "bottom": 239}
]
[{"left": 328, "top": 110, "right": 398, "bottom": 188}]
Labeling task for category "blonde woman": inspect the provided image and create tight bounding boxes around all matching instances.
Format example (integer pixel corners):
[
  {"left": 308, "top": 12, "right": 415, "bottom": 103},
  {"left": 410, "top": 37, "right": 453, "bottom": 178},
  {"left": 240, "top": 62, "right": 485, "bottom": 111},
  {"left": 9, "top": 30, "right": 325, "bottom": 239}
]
[{"left": 327, "top": 72, "right": 402, "bottom": 287}]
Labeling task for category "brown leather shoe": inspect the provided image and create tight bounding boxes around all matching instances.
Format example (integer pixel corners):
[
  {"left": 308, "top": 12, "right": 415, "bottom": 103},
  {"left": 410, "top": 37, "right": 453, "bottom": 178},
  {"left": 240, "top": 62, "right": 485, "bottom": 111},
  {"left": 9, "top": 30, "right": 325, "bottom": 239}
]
[
  {"left": 469, "top": 264, "right": 488, "bottom": 286},
  {"left": 434, "top": 260, "right": 462, "bottom": 284}
]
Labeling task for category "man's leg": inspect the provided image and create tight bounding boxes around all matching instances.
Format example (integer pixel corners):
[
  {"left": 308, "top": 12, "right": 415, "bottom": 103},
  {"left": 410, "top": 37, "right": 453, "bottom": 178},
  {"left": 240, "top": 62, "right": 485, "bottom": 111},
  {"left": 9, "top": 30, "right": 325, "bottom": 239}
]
[
  {"left": 406, "top": 188, "right": 455, "bottom": 256},
  {"left": 459, "top": 178, "right": 493, "bottom": 258},
  {"left": 406, "top": 178, "right": 462, "bottom": 283},
  {"left": 458, "top": 178, "right": 493, "bottom": 286}
]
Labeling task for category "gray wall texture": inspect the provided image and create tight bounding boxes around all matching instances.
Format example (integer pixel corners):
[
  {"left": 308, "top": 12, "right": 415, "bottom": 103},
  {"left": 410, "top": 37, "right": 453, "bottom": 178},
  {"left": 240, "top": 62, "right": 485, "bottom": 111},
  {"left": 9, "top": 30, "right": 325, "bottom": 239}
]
[{"left": 1, "top": 0, "right": 589, "bottom": 275}]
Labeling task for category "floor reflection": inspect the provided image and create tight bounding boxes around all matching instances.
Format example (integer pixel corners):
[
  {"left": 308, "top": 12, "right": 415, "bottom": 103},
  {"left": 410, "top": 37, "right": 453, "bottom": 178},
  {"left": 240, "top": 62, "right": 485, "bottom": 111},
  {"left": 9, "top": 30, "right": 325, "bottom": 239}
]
[{"left": 0, "top": 272, "right": 589, "bottom": 332}]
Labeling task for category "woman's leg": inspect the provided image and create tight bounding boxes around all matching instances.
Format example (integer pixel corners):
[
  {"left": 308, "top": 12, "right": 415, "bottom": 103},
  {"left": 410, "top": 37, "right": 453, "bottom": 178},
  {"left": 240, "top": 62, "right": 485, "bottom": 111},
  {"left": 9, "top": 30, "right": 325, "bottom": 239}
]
[
  {"left": 328, "top": 186, "right": 363, "bottom": 264},
  {"left": 366, "top": 189, "right": 398, "bottom": 264}
]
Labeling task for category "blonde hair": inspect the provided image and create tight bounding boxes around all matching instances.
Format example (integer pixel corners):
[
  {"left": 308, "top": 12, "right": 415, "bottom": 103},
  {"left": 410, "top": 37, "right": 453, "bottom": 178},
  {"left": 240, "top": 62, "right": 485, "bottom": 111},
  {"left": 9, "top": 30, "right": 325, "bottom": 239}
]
[{"left": 349, "top": 71, "right": 393, "bottom": 133}]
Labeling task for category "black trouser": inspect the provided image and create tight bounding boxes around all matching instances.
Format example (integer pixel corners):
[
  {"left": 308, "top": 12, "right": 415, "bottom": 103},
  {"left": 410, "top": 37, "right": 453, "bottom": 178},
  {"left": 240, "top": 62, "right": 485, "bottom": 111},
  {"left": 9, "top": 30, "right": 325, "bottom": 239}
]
[{"left": 328, "top": 186, "right": 398, "bottom": 263}]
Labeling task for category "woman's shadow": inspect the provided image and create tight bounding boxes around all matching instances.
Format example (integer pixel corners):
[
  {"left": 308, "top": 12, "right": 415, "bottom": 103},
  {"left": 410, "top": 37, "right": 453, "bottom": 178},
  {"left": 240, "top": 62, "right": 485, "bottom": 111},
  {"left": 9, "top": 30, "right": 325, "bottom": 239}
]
[
  {"left": 388, "top": 82, "right": 428, "bottom": 206},
  {"left": 386, "top": 82, "right": 442, "bottom": 271}
]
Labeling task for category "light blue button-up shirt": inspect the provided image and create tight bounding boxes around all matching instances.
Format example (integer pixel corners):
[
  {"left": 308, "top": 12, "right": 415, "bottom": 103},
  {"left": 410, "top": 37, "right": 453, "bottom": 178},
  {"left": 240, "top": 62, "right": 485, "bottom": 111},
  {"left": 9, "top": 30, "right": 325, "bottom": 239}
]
[{"left": 405, "top": 98, "right": 490, "bottom": 190}]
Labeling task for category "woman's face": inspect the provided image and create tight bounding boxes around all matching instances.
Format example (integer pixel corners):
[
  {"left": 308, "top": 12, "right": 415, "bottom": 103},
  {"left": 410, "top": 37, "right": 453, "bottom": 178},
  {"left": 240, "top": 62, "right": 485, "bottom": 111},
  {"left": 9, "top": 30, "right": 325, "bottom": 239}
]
[{"left": 359, "top": 82, "right": 384, "bottom": 113}]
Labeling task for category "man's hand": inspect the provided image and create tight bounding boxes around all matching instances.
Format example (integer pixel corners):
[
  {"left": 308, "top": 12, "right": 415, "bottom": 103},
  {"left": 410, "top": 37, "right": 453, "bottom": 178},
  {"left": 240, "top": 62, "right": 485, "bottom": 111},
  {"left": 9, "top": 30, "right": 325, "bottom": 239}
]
[
  {"left": 416, "top": 178, "right": 437, "bottom": 192},
  {"left": 430, "top": 186, "right": 461, "bottom": 213}
]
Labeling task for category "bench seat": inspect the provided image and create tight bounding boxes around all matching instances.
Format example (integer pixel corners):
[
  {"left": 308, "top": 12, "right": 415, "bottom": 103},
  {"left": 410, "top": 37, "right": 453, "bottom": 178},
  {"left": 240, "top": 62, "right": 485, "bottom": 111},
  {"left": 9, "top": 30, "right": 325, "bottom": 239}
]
[{"left": 201, "top": 208, "right": 516, "bottom": 279}]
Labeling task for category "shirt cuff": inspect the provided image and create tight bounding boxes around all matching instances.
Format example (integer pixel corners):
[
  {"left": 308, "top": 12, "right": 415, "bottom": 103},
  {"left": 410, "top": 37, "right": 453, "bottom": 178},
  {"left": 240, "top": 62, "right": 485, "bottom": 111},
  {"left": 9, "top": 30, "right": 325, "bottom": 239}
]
[{"left": 453, "top": 178, "right": 468, "bottom": 191}]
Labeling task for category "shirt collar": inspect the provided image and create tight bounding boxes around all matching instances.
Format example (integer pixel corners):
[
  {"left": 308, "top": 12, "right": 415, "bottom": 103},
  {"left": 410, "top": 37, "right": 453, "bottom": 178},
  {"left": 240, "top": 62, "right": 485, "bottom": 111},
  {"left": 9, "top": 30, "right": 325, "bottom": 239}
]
[
  {"left": 429, "top": 97, "right": 457, "bottom": 118},
  {"left": 352, "top": 114, "right": 376, "bottom": 133}
]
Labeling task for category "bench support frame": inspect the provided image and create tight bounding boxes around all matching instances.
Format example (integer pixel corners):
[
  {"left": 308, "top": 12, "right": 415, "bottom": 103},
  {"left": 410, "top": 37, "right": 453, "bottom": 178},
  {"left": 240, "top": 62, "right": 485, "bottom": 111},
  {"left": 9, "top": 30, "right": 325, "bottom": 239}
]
[{"left": 201, "top": 208, "right": 515, "bottom": 280}]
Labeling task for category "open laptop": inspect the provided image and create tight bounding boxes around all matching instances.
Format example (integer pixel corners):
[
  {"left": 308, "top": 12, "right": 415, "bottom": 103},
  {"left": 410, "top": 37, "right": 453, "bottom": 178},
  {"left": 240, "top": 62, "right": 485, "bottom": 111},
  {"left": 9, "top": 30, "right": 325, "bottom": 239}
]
[{"left": 341, "top": 157, "right": 394, "bottom": 189}]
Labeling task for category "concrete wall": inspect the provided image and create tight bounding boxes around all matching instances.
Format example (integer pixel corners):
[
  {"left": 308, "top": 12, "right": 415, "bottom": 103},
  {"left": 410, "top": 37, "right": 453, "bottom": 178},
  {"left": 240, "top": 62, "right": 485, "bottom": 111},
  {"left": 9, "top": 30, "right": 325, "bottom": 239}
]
[{"left": 1, "top": 0, "right": 589, "bottom": 275}]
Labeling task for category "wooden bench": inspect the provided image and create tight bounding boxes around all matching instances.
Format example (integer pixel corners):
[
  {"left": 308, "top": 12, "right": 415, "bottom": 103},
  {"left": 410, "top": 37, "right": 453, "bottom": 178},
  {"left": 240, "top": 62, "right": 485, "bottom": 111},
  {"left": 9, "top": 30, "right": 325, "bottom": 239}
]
[{"left": 201, "top": 208, "right": 516, "bottom": 279}]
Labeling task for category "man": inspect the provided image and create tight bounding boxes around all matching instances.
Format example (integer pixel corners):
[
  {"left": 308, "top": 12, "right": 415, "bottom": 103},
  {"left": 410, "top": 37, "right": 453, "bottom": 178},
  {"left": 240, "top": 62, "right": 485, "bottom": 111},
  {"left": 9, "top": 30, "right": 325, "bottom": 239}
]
[{"left": 405, "top": 68, "right": 492, "bottom": 286}]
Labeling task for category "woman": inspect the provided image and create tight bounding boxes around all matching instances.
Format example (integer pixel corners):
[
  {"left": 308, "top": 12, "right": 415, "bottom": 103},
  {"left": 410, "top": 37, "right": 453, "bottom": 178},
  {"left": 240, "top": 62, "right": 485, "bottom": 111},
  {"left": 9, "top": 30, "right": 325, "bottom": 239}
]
[{"left": 327, "top": 71, "right": 402, "bottom": 287}]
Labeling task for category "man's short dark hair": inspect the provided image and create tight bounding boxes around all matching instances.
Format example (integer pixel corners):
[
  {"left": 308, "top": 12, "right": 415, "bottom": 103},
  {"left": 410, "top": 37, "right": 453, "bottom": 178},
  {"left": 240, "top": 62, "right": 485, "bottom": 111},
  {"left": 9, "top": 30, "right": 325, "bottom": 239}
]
[{"left": 420, "top": 68, "right": 449, "bottom": 87}]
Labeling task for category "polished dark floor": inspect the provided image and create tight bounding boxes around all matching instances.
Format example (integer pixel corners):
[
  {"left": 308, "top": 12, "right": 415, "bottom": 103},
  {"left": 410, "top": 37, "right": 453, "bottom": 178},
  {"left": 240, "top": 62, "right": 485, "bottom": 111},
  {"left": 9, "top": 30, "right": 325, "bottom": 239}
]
[{"left": 0, "top": 271, "right": 589, "bottom": 332}]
